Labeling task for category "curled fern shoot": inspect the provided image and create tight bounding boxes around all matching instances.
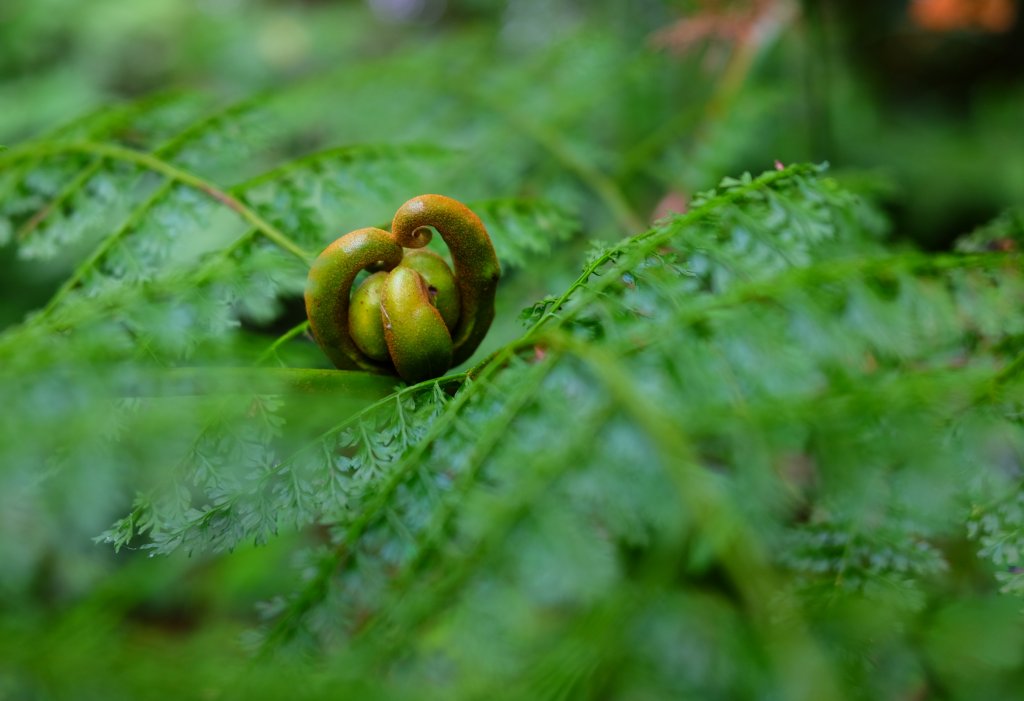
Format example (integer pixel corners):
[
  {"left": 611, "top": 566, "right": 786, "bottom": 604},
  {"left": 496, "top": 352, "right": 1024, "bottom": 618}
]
[{"left": 305, "top": 195, "right": 501, "bottom": 382}]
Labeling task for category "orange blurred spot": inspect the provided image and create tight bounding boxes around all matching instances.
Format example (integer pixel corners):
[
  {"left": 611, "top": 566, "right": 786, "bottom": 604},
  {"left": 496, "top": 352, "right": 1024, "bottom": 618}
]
[
  {"left": 910, "top": 0, "right": 1017, "bottom": 33},
  {"left": 978, "top": 0, "right": 1017, "bottom": 30}
]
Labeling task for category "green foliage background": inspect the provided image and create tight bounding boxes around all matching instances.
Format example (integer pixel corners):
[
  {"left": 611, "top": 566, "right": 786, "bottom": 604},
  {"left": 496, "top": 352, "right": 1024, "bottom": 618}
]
[{"left": 2, "top": 1, "right": 1024, "bottom": 699}]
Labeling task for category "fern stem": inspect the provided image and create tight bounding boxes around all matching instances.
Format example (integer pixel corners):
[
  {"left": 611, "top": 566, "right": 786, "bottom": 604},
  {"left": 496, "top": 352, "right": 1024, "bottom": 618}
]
[
  {"left": 152, "top": 97, "right": 262, "bottom": 157},
  {"left": 624, "top": 1, "right": 797, "bottom": 193},
  {"left": 522, "top": 163, "right": 821, "bottom": 337},
  {"left": 39, "top": 180, "right": 176, "bottom": 317},
  {"left": 257, "top": 321, "right": 311, "bottom": 366},
  {"left": 466, "top": 90, "right": 645, "bottom": 235},
  {"left": 14, "top": 96, "right": 262, "bottom": 242},
  {"left": 363, "top": 391, "right": 616, "bottom": 661},
  {"left": 37, "top": 178, "right": 175, "bottom": 317},
  {"left": 695, "top": 0, "right": 798, "bottom": 141},
  {"left": 0, "top": 141, "right": 312, "bottom": 263},
  {"left": 549, "top": 331, "right": 843, "bottom": 701},
  {"left": 259, "top": 349, "right": 523, "bottom": 652},
  {"left": 15, "top": 159, "right": 103, "bottom": 241},
  {"left": 652, "top": 249, "right": 1021, "bottom": 344},
  {"left": 0, "top": 91, "right": 186, "bottom": 203},
  {"left": 350, "top": 355, "right": 558, "bottom": 645}
]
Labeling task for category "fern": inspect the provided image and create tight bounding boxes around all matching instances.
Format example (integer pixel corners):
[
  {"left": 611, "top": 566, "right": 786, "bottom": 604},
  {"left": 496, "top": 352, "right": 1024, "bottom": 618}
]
[
  {"left": 5, "top": 9, "right": 1024, "bottom": 699},
  {"left": 31, "top": 162, "right": 1014, "bottom": 696}
]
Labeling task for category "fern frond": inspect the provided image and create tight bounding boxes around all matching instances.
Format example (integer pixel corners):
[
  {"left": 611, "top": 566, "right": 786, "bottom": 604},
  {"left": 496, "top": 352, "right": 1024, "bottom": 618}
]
[
  {"left": 970, "top": 489, "right": 1024, "bottom": 596},
  {"left": 7, "top": 5, "right": 1024, "bottom": 696},
  {"left": 468, "top": 198, "right": 578, "bottom": 271},
  {"left": 241, "top": 169, "right": 1024, "bottom": 698},
  {"left": 8, "top": 125, "right": 1023, "bottom": 698}
]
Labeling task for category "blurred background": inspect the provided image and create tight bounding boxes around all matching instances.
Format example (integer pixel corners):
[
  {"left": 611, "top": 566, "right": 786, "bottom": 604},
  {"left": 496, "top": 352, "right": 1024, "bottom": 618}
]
[
  {"left": 1, "top": 0, "right": 1023, "bottom": 697},
  {"left": 3, "top": 0, "right": 1022, "bottom": 243}
]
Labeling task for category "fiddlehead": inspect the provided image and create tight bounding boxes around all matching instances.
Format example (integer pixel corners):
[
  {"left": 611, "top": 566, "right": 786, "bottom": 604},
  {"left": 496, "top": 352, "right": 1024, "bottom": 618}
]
[
  {"left": 348, "top": 272, "right": 391, "bottom": 362},
  {"left": 380, "top": 267, "right": 453, "bottom": 383},
  {"left": 305, "top": 227, "right": 404, "bottom": 371},
  {"left": 304, "top": 196, "right": 500, "bottom": 383},
  {"left": 399, "top": 249, "right": 461, "bottom": 330},
  {"left": 392, "top": 194, "right": 501, "bottom": 365}
]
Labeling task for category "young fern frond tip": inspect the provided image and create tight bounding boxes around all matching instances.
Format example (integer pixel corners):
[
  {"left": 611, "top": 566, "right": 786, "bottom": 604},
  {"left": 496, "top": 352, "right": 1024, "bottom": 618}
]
[{"left": 305, "top": 195, "right": 500, "bottom": 383}]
